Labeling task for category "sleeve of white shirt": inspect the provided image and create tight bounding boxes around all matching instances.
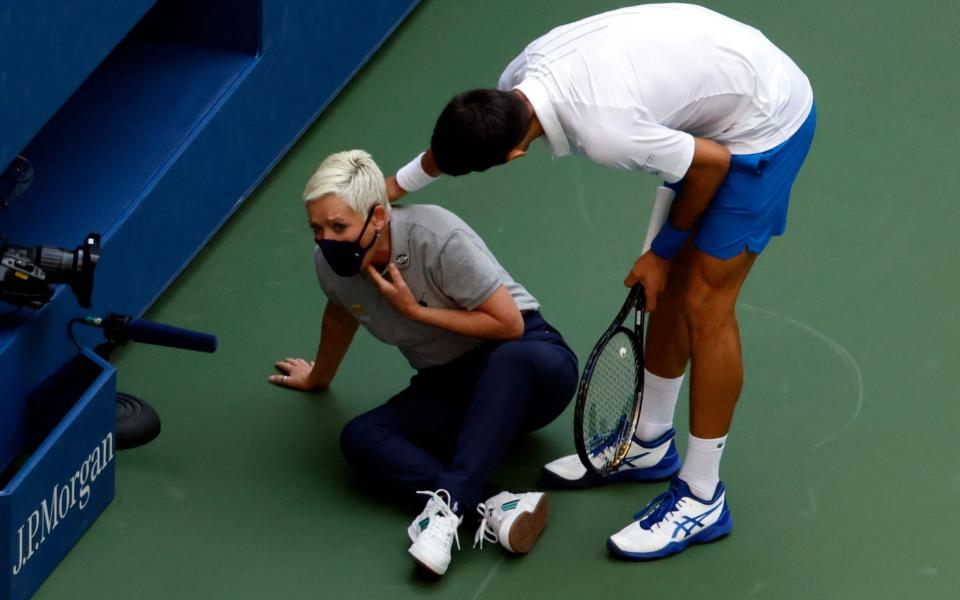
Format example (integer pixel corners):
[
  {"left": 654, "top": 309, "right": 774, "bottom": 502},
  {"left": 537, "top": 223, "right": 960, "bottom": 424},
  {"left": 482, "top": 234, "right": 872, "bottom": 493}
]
[
  {"left": 617, "top": 120, "right": 695, "bottom": 184},
  {"left": 571, "top": 104, "right": 696, "bottom": 183}
]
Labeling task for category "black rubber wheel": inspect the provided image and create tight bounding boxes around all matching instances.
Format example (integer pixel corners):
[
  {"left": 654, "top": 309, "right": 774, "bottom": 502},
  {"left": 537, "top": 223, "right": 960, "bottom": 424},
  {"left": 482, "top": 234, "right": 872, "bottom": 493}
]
[{"left": 115, "top": 392, "right": 161, "bottom": 450}]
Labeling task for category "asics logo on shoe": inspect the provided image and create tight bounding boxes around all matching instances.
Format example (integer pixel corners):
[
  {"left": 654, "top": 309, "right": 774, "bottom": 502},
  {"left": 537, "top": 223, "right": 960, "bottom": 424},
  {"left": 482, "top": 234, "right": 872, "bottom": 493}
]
[
  {"left": 620, "top": 452, "right": 651, "bottom": 468},
  {"left": 671, "top": 504, "right": 721, "bottom": 539},
  {"left": 419, "top": 517, "right": 430, "bottom": 531},
  {"left": 500, "top": 500, "right": 519, "bottom": 511}
]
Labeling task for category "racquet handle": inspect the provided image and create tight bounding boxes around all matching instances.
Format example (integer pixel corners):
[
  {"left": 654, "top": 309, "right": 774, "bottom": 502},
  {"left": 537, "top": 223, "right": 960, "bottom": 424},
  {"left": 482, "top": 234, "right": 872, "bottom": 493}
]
[{"left": 642, "top": 186, "right": 676, "bottom": 253}]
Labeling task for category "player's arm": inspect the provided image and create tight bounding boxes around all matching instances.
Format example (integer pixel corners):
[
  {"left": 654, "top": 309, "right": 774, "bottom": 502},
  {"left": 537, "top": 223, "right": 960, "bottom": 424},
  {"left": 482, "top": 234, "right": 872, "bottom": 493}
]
[
  {"left": 665, "top": 137, "right": 731, "bottom": 232},
  {"left": 270, "top": 300, "right": 359, "bottom": 390},
  {"left": 386, "top": 149, "right": 443, "bottom": 202},
  {"left": 623, "top": 138, "right": 730, "bottom": 308},
  {"left": 366, "top": 264, "right": 524, "bottom": 340}
]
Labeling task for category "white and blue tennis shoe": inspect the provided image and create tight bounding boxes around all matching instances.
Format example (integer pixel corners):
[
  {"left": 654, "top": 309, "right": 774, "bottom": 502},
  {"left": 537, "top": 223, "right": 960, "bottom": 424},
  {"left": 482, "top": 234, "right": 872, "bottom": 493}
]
[
  {"left": 607, "top": 477, "right": 732, "bottom": 560},
  {"left": 541, "top": 428, "right": 680, "bottom": 488}
]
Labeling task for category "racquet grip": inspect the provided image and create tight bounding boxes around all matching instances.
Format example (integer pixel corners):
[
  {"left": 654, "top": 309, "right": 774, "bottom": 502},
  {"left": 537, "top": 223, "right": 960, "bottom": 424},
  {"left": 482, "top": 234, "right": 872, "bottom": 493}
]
[{"left": 642, "top": 186, "right": 676, "bottom": 254}]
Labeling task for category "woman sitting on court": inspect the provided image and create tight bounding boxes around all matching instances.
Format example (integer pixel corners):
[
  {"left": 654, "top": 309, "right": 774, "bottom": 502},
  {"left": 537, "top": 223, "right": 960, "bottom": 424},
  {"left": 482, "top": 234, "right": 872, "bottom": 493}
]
[{"left": 269, "top": 150, "right": 578, "bottom": 576}]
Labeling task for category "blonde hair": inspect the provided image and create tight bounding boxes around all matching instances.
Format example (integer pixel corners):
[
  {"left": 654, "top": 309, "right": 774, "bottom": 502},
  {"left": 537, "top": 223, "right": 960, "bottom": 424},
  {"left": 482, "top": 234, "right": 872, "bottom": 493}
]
[{"left": 303, "top": 149, "right": 390, "bottom": 217}]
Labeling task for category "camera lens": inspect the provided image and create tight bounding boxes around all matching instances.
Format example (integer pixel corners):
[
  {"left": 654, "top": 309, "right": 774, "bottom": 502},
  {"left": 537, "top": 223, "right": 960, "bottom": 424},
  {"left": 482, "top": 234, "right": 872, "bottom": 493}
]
[
  {"left": 37, "top": 247, "right": 78, "bottom": 279},
  {"left": 35, "top": 234, "right": 100, "bottom": 307},
  {"left": 0, "top": 233, "right": 100, "bottom": 308}
]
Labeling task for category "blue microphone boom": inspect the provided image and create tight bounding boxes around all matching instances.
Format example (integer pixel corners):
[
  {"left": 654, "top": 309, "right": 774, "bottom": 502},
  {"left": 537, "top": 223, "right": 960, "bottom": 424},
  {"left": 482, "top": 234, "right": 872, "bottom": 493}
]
[{"left": 84, "top": 313, "right": 218, "bottom": 353}]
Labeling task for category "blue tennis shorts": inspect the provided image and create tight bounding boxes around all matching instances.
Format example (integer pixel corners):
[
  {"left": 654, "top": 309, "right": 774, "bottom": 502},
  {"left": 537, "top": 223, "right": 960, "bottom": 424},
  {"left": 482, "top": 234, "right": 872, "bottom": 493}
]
[{"left": 667, "top": 103, "right": 817, "bottom": 260}]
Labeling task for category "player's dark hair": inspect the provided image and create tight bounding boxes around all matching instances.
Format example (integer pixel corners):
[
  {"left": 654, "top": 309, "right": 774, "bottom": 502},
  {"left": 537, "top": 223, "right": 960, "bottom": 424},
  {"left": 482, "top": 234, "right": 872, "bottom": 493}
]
[{"left": 430, "top": 89, "right": 530, "bottom": 176}]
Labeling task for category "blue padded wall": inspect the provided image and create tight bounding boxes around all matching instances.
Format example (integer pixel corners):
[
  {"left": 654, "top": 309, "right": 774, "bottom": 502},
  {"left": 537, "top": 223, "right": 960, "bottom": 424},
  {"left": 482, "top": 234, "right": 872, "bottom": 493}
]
[
  {"left": 0, "top": 1, "right": 159, "bottom": 168},
  {"left": 1, "top": 1, "right": 419, "bottom": 596}
]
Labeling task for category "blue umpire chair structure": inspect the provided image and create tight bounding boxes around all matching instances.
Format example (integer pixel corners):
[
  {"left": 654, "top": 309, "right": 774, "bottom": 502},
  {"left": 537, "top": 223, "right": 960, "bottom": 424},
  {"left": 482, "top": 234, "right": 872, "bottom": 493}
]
[{"left": 0, "top": 1, "right": 420, "bottom": 597}]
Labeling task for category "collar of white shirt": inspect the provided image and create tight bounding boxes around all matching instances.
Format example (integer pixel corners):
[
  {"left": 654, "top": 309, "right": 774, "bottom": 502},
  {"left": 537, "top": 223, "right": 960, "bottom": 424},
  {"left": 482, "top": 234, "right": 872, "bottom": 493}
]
[{"left": 514, "top": 78, "right": 570, "bottom": 158}]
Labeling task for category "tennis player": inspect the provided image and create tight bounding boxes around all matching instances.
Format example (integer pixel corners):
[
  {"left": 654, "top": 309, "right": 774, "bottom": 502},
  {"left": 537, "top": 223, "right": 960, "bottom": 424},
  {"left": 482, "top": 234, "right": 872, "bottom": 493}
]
[
  {"left": 269, "top": 150, "right": 578, "bottom": 576},
  {"left": 385, "top": 4, "right": 816, "bottom": 559}
]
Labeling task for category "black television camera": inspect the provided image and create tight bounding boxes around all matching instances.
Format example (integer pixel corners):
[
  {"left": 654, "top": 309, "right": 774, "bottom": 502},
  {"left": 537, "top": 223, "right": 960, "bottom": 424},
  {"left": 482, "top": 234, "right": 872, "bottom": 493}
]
[
  {"left": 0, "top": 234, "right": 101, "bottom": 308},
  {"left": 1, "top": 155, "right": 101, "bottom": 309}
]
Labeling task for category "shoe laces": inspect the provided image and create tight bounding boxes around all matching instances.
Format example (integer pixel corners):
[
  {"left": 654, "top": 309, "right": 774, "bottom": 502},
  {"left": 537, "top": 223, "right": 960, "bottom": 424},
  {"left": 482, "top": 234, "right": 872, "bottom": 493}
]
[
  {"left": 415, "top": 489, "right": 461, "bottom": 550},
  {"left": 634, "top": 487, "right": 684, "bottom": 531},
  {"left": 473, "top": 502, "right": 502, "bottom": 549}
]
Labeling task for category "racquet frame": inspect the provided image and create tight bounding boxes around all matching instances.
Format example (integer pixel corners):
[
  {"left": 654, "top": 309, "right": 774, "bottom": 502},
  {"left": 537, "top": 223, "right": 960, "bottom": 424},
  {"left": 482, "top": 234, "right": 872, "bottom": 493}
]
[
  {"left": 571, "top": 185, "right": 674, "bottom": 476},
  {"left": 573, "top": 283, "right": 646, "bottom": 475}
]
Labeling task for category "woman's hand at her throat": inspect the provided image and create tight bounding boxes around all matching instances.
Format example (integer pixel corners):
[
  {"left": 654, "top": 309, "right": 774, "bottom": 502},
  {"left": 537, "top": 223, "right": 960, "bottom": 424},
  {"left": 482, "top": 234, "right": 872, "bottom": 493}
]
[{"left": 366, "top": 263, "right": 423, "bottom": 320}]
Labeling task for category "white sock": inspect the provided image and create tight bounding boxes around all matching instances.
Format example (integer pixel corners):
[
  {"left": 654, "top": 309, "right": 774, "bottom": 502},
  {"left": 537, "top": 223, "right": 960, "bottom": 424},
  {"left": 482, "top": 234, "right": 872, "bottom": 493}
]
[
  {"left": 678, "top": 434, "right": 727, "bottom": 500},
  {"left": 634, "top": 369, "right": 684, "bottom": 442}
]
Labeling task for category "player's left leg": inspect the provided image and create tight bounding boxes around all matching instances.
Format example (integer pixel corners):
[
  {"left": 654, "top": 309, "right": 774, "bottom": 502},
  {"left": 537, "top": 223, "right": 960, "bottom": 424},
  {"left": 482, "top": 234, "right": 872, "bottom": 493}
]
[
  {"left": 607, "top": 248, "right": 754, "bottom": 560},
  {"left": 685, "top": 247, "right": 757, "bottom": 439}
]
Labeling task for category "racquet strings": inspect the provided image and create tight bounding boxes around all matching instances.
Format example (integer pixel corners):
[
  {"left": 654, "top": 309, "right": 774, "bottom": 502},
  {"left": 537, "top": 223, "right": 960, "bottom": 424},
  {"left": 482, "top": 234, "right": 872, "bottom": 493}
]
[{"left": 582, "top": 329, "right": 641, "bottom": 470}]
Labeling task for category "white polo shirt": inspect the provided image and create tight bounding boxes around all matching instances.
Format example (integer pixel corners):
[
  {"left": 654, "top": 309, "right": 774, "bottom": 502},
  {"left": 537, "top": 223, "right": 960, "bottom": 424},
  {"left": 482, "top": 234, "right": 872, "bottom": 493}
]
[
  {"left": 496, "top": 3, "right": 814, "bottom": 183},
  {"left": 315, "top": 204, "right": 540, "bottom": 369}
]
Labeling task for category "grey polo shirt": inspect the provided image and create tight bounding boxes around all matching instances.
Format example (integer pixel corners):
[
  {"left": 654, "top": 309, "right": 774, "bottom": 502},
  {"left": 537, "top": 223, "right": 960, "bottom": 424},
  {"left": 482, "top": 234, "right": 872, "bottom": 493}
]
[{"left": 314, "top": 204, "right": 540, "bottom": 369}]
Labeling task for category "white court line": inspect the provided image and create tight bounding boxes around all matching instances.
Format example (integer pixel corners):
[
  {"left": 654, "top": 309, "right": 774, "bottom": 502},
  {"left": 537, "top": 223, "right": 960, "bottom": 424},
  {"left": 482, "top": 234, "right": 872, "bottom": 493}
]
[
  {"left": 469, "top": 556, "right": 505, "bottom": 600},
  {"left": 738, "top": 303, "right": 865, "bottom": 450}
]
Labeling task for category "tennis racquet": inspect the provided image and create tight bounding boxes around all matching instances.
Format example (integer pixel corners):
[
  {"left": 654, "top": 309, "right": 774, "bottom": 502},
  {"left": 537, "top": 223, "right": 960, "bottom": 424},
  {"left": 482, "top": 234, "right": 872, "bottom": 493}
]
[{"left": 573, "top": 186, "right": 675, "bottom": 475}]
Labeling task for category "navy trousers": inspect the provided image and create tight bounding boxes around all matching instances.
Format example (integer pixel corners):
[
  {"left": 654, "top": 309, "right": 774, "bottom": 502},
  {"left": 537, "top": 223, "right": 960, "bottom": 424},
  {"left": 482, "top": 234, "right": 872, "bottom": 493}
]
[{"left": 339, "top": 312, "right": 578, "bottom": 514}]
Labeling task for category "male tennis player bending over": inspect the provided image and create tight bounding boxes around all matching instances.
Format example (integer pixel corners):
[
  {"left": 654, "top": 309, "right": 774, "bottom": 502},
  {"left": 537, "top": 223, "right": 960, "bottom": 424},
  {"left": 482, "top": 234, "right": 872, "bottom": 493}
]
[
  {"left": 269, "top": 150, "right": 578, "bottom": 576},
  {"left": 384, "top": 4, "right": 816, "bottom": 559}
]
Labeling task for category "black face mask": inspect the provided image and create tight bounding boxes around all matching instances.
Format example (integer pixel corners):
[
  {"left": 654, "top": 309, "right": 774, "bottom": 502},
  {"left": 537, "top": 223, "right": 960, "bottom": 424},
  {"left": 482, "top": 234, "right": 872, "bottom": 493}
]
[{"left": 316, "top": 208, "right": 379, "bottom": 277}]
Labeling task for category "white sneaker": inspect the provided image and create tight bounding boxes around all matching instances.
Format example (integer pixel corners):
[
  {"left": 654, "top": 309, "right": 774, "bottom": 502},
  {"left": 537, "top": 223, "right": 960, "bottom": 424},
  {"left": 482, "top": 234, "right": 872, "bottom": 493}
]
[
  {"left": 408, "top": 490, "right": 462, "bottom": 575},
  {"left": 474, "top": 491, "right": 549, "bottom": 554},
  {"left": 541, "top": 428, "right": 680, "bottom": 489},
  {"left": 607, "top": 477, "right": 732, "bottom": 560},
  {"left": 407, "top": 489, "right": 453, "bottom": 543}
]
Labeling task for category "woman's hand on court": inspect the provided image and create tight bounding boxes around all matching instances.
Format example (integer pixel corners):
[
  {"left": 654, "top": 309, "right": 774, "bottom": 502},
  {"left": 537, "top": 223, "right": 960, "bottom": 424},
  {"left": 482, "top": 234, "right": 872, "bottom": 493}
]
[
  {"left": 623, "top": 251, "right": 671, "bottom": 311},
  {"left": 366, "top": 263, "right": 421, "bottom": 319},
  {"left": 269, "top": 357, "right": 324, "bottom": 390}
]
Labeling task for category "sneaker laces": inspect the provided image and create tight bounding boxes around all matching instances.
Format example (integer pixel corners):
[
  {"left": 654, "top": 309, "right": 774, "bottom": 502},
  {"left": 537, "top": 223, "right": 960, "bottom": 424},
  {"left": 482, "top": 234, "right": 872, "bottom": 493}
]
[
  {"left": 473, "top": 502, "right": 501, "bottom": 549},
  {"left": 415, "top": 489, "right": 461, "bottom": 550},
  {"left": 634, "top": 486, "right": 683, "bottom": 531}
]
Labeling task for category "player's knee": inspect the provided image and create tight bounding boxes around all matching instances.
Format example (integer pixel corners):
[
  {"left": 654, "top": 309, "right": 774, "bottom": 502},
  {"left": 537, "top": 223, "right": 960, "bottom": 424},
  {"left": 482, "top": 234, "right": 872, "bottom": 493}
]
[{"left": 680, "top": 285, "right": 734, "bottom": 333}]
